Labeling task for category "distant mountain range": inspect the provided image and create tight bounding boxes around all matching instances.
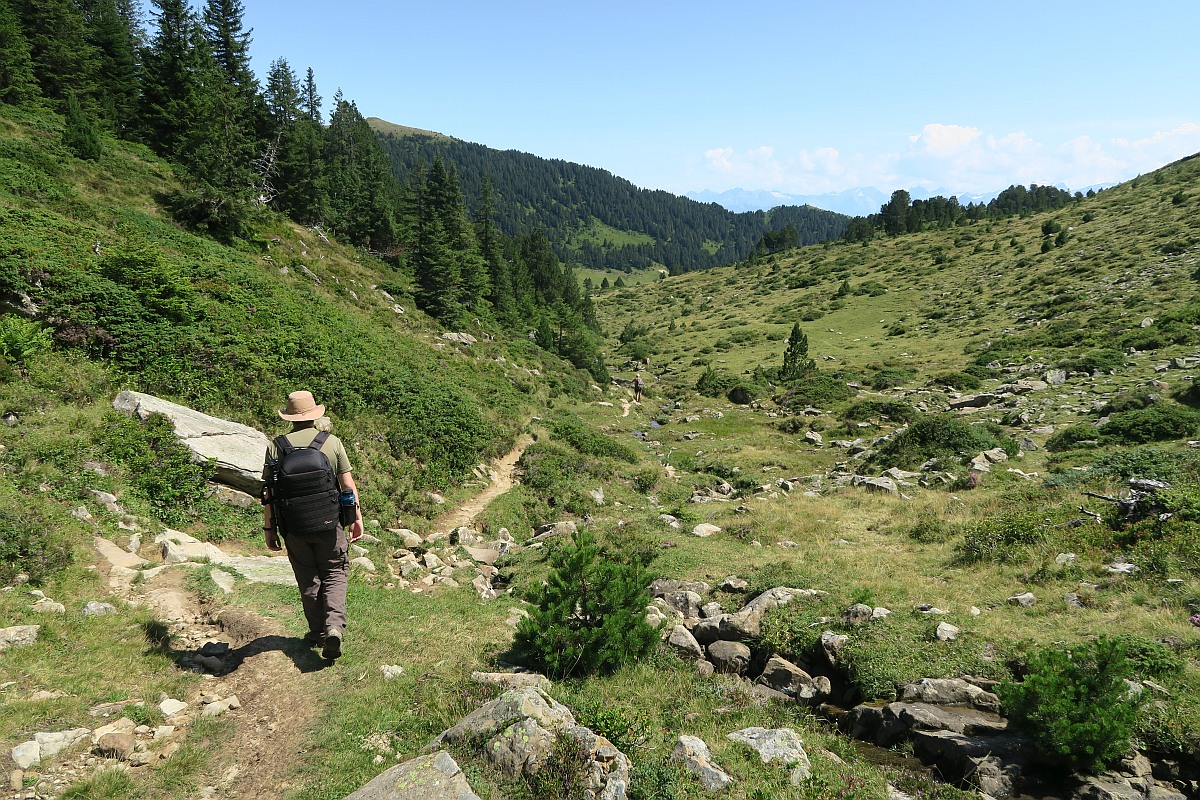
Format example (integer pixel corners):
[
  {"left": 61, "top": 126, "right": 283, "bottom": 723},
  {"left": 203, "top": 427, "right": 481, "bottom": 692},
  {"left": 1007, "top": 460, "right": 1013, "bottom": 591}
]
[{"left": 687, "top": 182, "right": 1117, "bottom": 216}]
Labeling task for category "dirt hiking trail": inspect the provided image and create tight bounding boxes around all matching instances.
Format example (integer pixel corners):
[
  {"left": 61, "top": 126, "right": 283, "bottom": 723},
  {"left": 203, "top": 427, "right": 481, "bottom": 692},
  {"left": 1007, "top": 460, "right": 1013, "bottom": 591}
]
[{"left": 19, "top": 436, "right": 534, "bottom": 800}]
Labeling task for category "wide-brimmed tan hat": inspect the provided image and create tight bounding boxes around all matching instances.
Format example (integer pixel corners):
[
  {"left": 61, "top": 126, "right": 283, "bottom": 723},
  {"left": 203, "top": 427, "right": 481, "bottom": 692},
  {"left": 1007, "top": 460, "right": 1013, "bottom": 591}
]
[{"left": 278, "top": 390, "right": 326, "bottom": 422}]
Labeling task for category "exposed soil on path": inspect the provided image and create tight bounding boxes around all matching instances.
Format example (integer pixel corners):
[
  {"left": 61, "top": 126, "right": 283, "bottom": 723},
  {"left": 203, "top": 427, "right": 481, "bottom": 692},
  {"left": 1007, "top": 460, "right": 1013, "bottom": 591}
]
[{"left": 430, "top": 434, "right": 532, "bottom": 533}]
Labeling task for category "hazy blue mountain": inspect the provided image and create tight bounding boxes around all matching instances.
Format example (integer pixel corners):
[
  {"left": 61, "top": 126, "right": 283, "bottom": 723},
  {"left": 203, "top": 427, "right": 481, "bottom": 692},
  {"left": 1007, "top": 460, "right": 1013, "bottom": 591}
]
[{"left": 687, "top": 187, "right": 889, "bottom": 216}]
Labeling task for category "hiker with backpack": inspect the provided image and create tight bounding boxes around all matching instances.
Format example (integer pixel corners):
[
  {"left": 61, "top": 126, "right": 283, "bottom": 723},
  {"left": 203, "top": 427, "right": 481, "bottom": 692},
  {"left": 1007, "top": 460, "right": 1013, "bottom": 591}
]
[
  {"left": 632, "top": 371, "right": 645, "bottom": 402},
  {"left": 262, "top": 391, "right": 363, "bottom": 660}
]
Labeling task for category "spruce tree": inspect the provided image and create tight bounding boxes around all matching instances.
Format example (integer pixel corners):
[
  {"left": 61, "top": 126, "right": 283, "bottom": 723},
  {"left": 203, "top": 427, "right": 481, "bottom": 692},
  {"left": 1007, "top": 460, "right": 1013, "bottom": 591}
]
[
  {"left": 83, "top": 0, "right": 139, "bottom": 130},
  {"left": 138, "top": 0, "right": 206, "bottom": 153},
  {"left": 780, "top": 323, "right": 815, "bottom": 381},
  {"left": 263, "top": 56, "right": 299, "bottom": 124},
  {"left": 13, "top": 0, "right": 99, "bottom": 104},
  {"left": 323, "top": 92, "right": 398, "bottom": 248},
  {"left": 62, "top": 91, "right": 102, "bottom": 159},
  {"left": 299, "top": 66, "right": 320, "bottom": 123},
  {"left": 0, "top": 0, "right": 39, "bottom": 105},
  {"left": 512, "top": 529, "right": 656, "bottom": 678}
]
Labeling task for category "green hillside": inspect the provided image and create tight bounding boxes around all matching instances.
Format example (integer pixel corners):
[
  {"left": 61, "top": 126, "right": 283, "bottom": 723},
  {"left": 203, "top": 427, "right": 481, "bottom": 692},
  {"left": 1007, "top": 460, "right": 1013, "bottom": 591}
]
[{"left": 373, "top": 122, "right": 851, "bottom": 273}]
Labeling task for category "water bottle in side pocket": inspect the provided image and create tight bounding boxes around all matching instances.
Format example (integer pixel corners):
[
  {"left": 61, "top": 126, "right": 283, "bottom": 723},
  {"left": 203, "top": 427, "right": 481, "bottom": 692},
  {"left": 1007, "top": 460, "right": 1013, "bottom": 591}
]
[{"left": 338, "top": 489, "right": 357, "bottom": 527}]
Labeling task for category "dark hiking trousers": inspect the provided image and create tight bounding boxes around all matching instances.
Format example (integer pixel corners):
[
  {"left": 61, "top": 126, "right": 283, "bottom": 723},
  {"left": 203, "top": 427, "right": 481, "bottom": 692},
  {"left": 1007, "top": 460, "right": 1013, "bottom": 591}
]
[{"left": 284, "top": 526, "right": 349, "bottom": 636}]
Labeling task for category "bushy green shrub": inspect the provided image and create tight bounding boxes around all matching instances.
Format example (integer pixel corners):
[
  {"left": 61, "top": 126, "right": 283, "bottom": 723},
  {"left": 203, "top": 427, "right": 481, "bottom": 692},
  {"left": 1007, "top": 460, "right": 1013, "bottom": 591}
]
[
  {"left": 844, "top": 400, "right": 916, "bottom": 425},
  {"left": 928, "top": 371, "right": 982, "bottom": 391},
  {"left": 1100, "top": 389, "right": 1161, "bottom": 415},
  {"left": 94, "top": 412, "right": 209, "bottom": 524},
  {"left": 774, "top": 371, "right": 854, "bottom": 410},
  {"left": 1056, "top": 349, "right": 1124, "bottom": 375},
  {"left": 997, "top": 637, "right": 1142, "bottom": 774},
  {"left": 0, "top": 490, "right": 77, "bottom": 584},
  {"left": 695, "top": 364, "right": 737, "bottom": 398},
  {"left": 0, "top": 315, "right": 53, "bottom": 365},
  {"left": 954, "top": 511, "right": 1050, "bottom": 564},
  {"left": 871, "top": 415, "right": 1015, "bottom": 470},
  {"left": 868, "top": 366, "right": 915, "bottom": 390},
  {"left": 549, "top": 411, "right": 637, "bottom": 463},
  {"left": 512, "top": 529, "right": 657, "bottom": 678},
  {"left": 1101, "top": 404, "right": 1200, "bottom": 445},
  {"left": 1045, "top": 424, "right": 1101, "bottom": 452}
]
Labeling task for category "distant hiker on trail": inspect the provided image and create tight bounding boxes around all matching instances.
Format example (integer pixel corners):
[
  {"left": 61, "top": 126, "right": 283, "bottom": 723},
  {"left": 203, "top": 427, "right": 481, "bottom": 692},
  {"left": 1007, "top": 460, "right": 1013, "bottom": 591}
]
[
  {"left": 632, "top": 371, "right": 645, "bottom": 402},
  {"left": 262, "top": 391, "right": 363, "bottom": 661}
]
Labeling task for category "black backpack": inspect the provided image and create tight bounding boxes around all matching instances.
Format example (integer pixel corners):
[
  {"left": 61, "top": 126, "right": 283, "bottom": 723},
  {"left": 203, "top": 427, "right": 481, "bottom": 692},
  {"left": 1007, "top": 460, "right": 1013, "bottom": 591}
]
[{"left": 269, "top": 431, "right": 339, "bottom": 537}]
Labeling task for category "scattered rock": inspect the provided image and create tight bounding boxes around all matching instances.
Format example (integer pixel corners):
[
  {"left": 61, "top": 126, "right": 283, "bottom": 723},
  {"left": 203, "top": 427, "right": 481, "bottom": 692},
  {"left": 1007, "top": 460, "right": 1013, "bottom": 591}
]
[
  {"left": 0, "top": 625, "right": 40, "bottom": 652},
  {"left": 671, "top": 735, "right": 733, "bottom": 791},
  {"left": 344, "top": 750, "right": 482, "bottom": 800},
  {"left": 691, "top": 523, "right": 722, "bottom": 537}
]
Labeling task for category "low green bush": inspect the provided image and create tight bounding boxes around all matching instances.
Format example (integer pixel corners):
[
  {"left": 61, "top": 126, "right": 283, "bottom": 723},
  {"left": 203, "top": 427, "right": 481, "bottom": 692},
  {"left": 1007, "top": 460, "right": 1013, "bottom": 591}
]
[
  {"left": 954, "top": 510, "right": 1051, "bottom": 564},
  {"left": 928, "top": 371, "right": 982, "bottom": 391},
  {"left": 1100, "top": 404, "right": 1200, "bottom": 445},
  {"left": 94, "top": 411, "right": 210, "bottom": 524},
  {"left": 997, "top": 637, "right": 1142, "bottom": 774},
  {"left": 868, "top": 366, "right": 915, "bottom": 390},
  {"left": 1045, "top": 424, "right": 1101, "bottom": 452},
  {"left": 511, "top": 529, "right": 657, "bottom": 678},
  {"left": 549, "top": 411, "right": 637, "bottom": 463},
  {"left": 871, "top": 415, "right": 1016, "bottom": 470},
  {"left": 843, "top": 400, "right": 916, "bottom": 425},
  {"left": 0, "top": 487, "right": 78, "bottom": 584},
  {"left": 774, "top": 371, "right": 854, "bottom": 410},
  {"left": 1056, "top": 349, "right": 1124, "bottom": 375}
]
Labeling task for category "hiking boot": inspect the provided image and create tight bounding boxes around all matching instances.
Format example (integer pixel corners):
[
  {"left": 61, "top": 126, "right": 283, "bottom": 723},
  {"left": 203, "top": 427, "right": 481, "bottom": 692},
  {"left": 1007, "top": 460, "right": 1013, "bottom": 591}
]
[
  {"left": 305, "top": 630, "right": 325, "bottom": 647},
  {"left": 322, "top": 627, "right": 342, "bottom": 660}
]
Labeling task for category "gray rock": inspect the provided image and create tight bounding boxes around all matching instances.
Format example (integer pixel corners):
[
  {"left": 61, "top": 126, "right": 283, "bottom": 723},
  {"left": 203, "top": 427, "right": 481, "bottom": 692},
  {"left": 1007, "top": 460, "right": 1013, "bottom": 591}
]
[
  {"left": 660, "top": 590, "right": 703, "bottom": 619},
  {"left": 757, "top": 656, "right": 821, "bottom": 700},
  {"left": 860, "top": 476, "right": 898, "bottom": 495},
  {"left": 842, "top": 603, "right": 873, "bottom": 626},
  {"left": 897, "top": 678, "right": 1001, "bottom": 713},
  {"left": 210, "top": 569, "right": 235, "bottom": 594},
  {"left": 671, "top": 735, "right": 733, "bottom": 791},
  {"left": 112, "top": 391, "right": 270, "bottom": 495},
  {"left": 910, "top": 730, "right": 1029, "bottom": 798},
  {"left": 948, "top": 393, "right": 996, "bottom": 409},
  {"left": 719, "top": 576, "right": 748, "bottom": 593},
  {"left": 83, "top": 601, "right": 117, "bottom": 616},
  {"left": 469, "top": 672, "right": 550, "bottom": 692},
  {"left": 658, "top": 514, "right": 680, "bottom": 529},
  {"left": 31, "top": 598, "right": 65, "bottom": 614},
  {"left": 95, "top": 732, "right": 136, "bottom": 761},
  {"left": 935, "top": 622, "right": 960, "bottom": 641},
  {"left": 650, "top": 579, "right": 711, "bottom": 597},
  {"left": 11, "top": 741, "right": 39, "bottom": 769},
  {"left": 33, "top": 728, "right": 90, "bottom": 760},
  {"left": 667, "top": 625, "right": 703, "bottom": 661},
  {"left": 691, "top": 523, "right": 722, "bottom": 537},
  {"left": 1008, "top": 592, "right": 1036, "bottom": 607},
  {"left": 158, "top": 698, "right": 187, "bottom": 717},
  {"left": 727, "top": 727, "right": 811, "bottom": 782},
  {"left": 706, "top": 640, "right": 751, "bottom": 675},
  {"left": 344, "top": 750, "right": 482, "bottom": 800}
]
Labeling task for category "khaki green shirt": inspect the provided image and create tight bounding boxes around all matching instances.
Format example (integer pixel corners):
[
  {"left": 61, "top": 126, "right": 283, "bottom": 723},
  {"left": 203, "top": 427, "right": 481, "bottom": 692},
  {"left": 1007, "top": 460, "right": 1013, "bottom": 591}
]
[{"left": 262, "top": 426, "right": 352, "bottom": 480}]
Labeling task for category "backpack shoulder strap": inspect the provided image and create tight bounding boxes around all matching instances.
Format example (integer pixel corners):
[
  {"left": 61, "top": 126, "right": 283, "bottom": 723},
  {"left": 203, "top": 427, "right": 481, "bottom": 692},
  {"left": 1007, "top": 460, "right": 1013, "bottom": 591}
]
[
  {"left": 309, "top": 430, "right": 331, "bottom": 450},
  {"left": 274, "top": 434, "right": 295, "bottom": 456}
]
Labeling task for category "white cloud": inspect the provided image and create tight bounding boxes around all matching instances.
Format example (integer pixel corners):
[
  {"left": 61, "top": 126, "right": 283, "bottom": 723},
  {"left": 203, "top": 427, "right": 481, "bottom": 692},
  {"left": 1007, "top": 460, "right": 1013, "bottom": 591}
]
[
  {"left": 695, "top": 121, "right": 1200, "bottom": 197},
  {"left": 913, "top": 124, "right": 981, "bottom": 156}
]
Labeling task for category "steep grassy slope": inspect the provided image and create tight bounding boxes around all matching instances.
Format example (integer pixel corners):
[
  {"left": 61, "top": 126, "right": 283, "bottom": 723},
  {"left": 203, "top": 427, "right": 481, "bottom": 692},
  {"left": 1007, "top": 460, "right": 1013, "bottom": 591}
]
[{"left": 0, "top": 105, "right": 602, "bottom": 520}]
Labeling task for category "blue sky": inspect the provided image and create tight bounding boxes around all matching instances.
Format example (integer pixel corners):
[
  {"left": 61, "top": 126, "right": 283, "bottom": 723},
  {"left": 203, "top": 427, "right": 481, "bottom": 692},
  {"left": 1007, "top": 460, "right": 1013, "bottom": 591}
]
[{"left": 238, "top": 0, "right": 1199, "bottom": 198}]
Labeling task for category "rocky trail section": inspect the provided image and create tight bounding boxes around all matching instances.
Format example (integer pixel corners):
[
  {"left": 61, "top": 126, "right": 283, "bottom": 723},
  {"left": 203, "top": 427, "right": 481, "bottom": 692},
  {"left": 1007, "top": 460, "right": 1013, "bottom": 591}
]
[{"left": 4, "top": 395, "right": 537, "bottom": 800}]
